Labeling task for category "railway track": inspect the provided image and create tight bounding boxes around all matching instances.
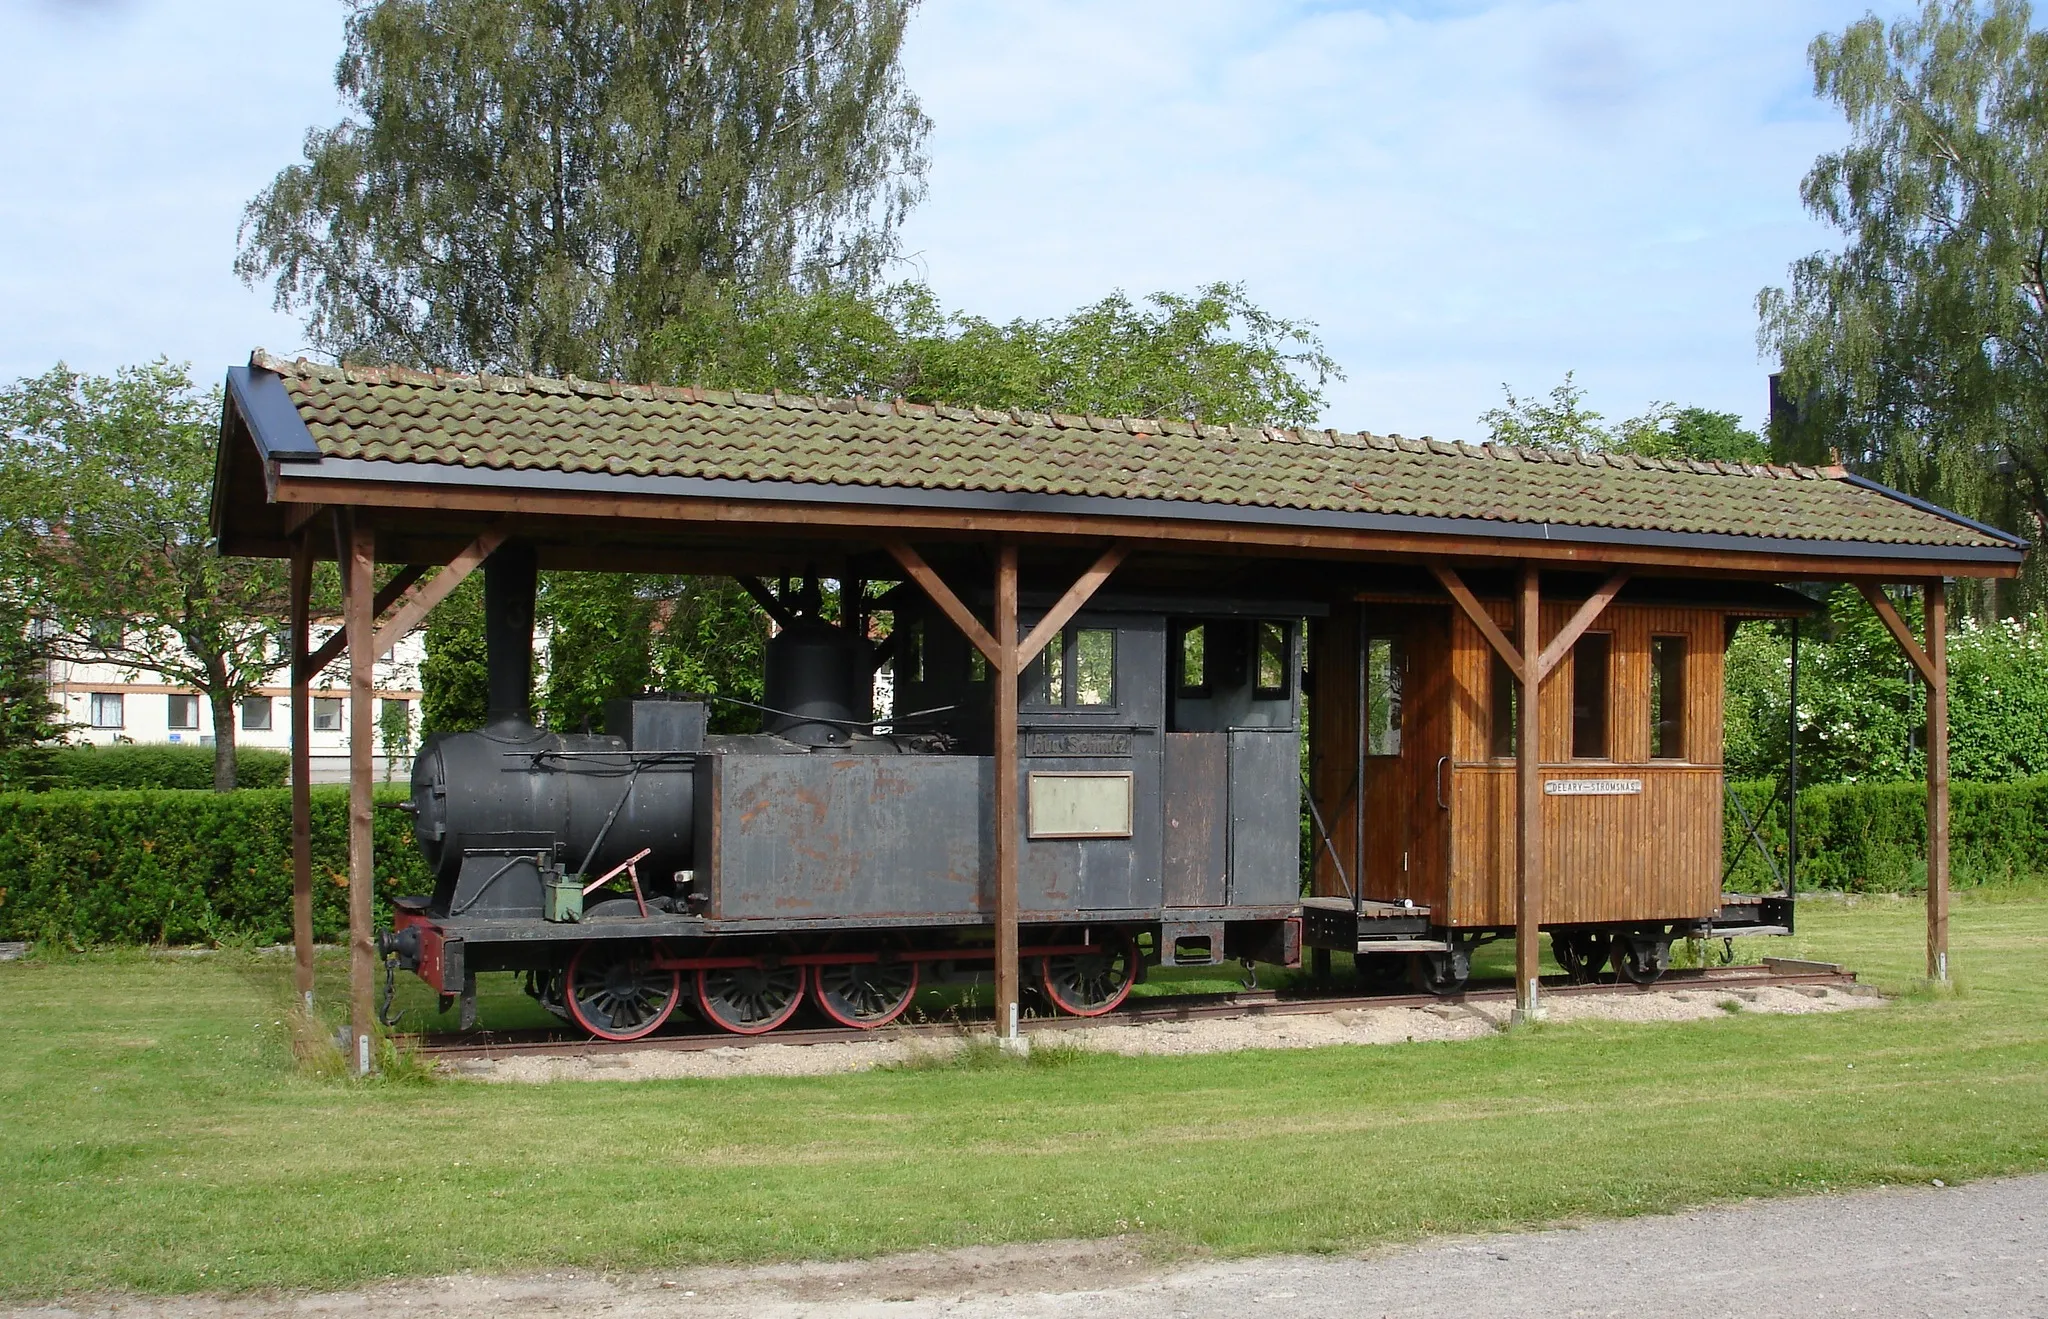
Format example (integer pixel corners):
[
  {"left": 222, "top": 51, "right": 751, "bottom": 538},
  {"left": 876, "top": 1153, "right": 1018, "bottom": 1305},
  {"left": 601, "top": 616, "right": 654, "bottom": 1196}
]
[{"left": 412, "top": 959, "right": 1862, "bottom": 1061}]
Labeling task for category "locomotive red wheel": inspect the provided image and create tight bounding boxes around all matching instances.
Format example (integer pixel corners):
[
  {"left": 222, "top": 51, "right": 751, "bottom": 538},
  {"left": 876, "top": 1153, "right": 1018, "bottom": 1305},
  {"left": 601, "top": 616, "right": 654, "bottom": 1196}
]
[
  {"left": 812, "top": 953, "right": 919, "bottom": 1029},
  {"left": 696, "top": 960, "right": 806, "bottom": 1034},
  {"left": 1039, "top": 936, "right": 1136, "bottom": 1017},
  {"left": 564, "top": 943, "right": 680, "bottom": 1042}
]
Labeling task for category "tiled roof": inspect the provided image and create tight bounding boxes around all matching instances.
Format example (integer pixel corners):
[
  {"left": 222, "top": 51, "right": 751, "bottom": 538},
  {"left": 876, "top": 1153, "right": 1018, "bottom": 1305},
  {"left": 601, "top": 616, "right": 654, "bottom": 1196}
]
[{"left": 250, "top": 350, "right": 2014, "bottom": 550}]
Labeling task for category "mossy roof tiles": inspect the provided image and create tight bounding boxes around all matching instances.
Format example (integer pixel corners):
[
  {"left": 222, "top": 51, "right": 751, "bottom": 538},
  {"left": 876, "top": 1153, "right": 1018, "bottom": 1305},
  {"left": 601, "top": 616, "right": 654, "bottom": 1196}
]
[{"left": 251, "top": 351, "right": 2013, "bottom": 550}]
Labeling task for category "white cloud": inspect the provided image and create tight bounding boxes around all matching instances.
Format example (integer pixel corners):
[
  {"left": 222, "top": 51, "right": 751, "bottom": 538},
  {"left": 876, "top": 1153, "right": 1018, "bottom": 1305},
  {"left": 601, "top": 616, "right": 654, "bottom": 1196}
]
[{"left": 0, "top": 0, "right": 1911, "bottom": 439}]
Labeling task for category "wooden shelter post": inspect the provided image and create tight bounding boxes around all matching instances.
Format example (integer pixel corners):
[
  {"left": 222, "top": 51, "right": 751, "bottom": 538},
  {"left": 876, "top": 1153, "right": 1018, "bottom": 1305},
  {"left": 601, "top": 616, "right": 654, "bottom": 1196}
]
[
  {"left": 1927, "top": 580, "right": 1949, "bottom": 981},
  {"left": 1856, "top": 579, "right": 1951, "bottom": 981},
  {"left": 1514, "top": 565, "right": 1543, "bottom": 1021},
  {"left": 344, "top": 518, "right": 378, "bottom": 1075},
  {"left": 993, "top": 545, "right": 1021, "bottom": 1039},
  {"left": 288, "top": 531, "right": 315, "bottom": 1013}
]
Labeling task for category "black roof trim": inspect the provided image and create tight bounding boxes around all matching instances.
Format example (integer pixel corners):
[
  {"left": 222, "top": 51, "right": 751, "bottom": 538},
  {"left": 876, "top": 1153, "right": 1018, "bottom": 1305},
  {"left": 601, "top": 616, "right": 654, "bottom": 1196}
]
[
  {"left": 1838, "top": 472, "right": 2031, "bottom": 551},
  {"left": 226, "top": 365, "right": 323, "bottom": 462},
  {"left": 281, "top": 456, "right": 2029, "bottom": 567}
]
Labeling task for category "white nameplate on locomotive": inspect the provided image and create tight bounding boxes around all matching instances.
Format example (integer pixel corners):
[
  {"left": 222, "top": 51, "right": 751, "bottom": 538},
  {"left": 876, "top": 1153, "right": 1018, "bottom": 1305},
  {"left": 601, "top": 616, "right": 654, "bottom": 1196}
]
[{"left": 1543, "top": 778, "right": 1643, "bottom": 796}]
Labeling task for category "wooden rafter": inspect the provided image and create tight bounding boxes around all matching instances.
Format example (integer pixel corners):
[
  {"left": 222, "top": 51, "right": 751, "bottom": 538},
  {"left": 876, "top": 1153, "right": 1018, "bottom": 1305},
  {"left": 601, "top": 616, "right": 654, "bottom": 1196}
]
[
  {"left": 369, "top": 531, "right": 508, "bottom": 659},
  {"left": 1534, "top": 570, "right": 1631, "bottom": 679},
  {"left": 1856, "top": 581, "right": 1938, "bottom": 685},
  {"left": 1429, "top": 564, "right": 1523, "bottom": 671},
  {"left": 297, "top": 564, "right": 428, "bottom": 682},
  {"left": 736, "top": 576, "right": 794, "bottom": 629},
  {"left": 883, "top": 540, "right": 1002, "bottom": 665},
  {"left": 1017, "top": 543, "right": 1130, "bottom": 667}
]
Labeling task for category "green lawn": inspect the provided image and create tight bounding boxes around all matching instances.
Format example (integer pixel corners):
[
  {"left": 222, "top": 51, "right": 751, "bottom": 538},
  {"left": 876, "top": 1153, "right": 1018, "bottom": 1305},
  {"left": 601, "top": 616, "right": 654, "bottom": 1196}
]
[{"left": 3, "top": 894, "right": 2045, "bottom": 1299}]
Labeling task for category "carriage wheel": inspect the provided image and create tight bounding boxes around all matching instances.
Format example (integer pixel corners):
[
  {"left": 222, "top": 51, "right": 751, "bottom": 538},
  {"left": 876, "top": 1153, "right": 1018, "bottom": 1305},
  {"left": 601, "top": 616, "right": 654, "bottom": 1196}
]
[
  {"left": 1411, "top": 950, "right": 1469, "bottom": 997},
  {"left": 564, "top": 943, "right": 680, "bottom": 1042},
  {"left": 696, "top": 960, "right": 806, "bottom": 1034},
  {"left": 1613, "top": 937, "right": 1670, "bottom": 986},
  {"left": 1554, "top": 931, "right": 1613, "bottom": 984},
  {"left": 1039, "top": 936, "right": 1136, "bottom": 1017},
  {"left": 812, "top": 954, "right": 919, "bottom": 1029}
]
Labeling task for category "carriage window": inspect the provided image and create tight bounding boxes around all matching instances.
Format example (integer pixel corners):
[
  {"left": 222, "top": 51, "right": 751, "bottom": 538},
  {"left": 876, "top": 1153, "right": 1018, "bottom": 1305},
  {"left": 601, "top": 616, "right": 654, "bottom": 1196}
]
[
  {"left": 1571, "top": 632, "right": 1611, "bottom": 759},
  {"left": 1074, "top": 629, "right": 1115, "bottom": 706},
  {"left": 1025, "top": 642, "right": 1063, "bottom": 706},
  {"left": 1177, "top": 623, "right": 1208, "bottom": 695},
  {"left": 1366, "top": 636, "right": 1402, "bottom": 756},
  {"left": 1255, "top": 621, "right": 1290, "bottom": 698},
  {"left": 1489, "top": 651, "right": 1517, "bottom": 759},
  {"left": 1651, "top": 635, "right": 1686, "bottom": 759}
]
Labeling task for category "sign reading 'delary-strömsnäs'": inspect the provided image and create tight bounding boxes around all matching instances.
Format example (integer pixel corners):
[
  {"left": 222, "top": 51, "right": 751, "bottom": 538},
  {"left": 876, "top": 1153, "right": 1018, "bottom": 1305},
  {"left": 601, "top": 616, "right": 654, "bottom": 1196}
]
[{"left": 1543, "top": 778, "right": 1643, "bottom": 796}]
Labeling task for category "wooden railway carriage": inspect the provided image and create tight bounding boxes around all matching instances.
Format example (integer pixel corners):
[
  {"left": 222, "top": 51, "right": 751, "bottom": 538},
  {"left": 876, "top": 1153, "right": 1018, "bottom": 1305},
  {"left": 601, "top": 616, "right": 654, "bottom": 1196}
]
[
  {"left": 1306, "top": 575, "right": 1808, "bottom": 991},
  {"left": 207, "top": 351, "right": 2025, "bottom": 1064}
]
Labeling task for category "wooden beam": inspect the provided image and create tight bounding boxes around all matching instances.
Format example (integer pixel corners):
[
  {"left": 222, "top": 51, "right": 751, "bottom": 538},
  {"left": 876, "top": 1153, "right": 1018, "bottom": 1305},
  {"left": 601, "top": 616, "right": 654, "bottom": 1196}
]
[
  {"left": 1515, "top": 563, "right": 1543, "bottom": 1022},
  {"left": 288, "top": 534, "right": 315, "bottom": 1014},
  {"left": 370, "top": 531, "right": 506, "bottom": 659},
  {"left": 883, "top": 539, "right": 1002, "bottom": 666},
  {"left": 1856, "top": 582, "right": 1939, "bottom": 685},
  {"left": 1535, "top": 570, "right": 1631, "bottom": 680},
  {"left": 1017, "top": 542, "right": 1130, "bottom": 667},
  {"left": 1926, "top": 579, "right": 1950, "bottom": 982},
  {"left": 1431, "top": 564, "right": 1523, "bottom": 671},
  {"left": 344, "top": 517, "right": 377, "bottom": 1076},
  {"left": 273, "top": 477, "right": 2024, "bottom": 582},
  {"left": 736, "top": 576, "right": 794, "bottom": 629},
  {"left": 283, "top": 501, "right": 329, "bottom": 538},
  {"left": 993, "top": 544, "right": 1021, "bottom": 1040},
  {"left": 296, "top": 564, "right": 429, "bottom": 684}
]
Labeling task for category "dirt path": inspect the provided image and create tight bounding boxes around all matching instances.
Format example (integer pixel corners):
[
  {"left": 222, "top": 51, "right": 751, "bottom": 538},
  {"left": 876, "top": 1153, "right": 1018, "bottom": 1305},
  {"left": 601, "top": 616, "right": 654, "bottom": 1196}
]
[{"left": 14, "top": 1173, "right": 2044, "bottom": 1318}]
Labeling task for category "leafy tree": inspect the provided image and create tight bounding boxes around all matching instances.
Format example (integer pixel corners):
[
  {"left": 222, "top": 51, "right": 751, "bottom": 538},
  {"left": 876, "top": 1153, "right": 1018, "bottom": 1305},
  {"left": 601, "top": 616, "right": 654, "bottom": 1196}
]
[
  {"left": 1758, "top": 1, "right": 2047, "bottom": 557},
  {"left": 237, "top": 0, "right": 930, "bottom": 380},
  {"left": 1478, "top": 375, "right": 1768, "bottom": 463},
  {"left": 650, "top": 280, "right": 1342, "bottom": 426},
  {"left": 0, "top": 363, "right": 289, "bottom": 791},
  {"left": 419, "top": 575, "right": 488, "bottom": 736},
  {"left": 0, "top": 603, "right": 65, "bottom": 790}
]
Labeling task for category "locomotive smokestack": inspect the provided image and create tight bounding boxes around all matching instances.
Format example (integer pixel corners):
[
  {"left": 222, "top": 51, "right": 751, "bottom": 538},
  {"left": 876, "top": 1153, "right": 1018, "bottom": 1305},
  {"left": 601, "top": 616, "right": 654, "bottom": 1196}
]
[{"left": 484, "top": 540, "right": 538, "bottom": 724}]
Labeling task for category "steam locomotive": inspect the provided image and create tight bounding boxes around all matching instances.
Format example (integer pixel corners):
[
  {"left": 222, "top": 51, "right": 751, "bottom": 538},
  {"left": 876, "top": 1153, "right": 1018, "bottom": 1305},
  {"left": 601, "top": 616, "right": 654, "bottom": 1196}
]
[{"left": 380, "top": 546, "right": 1308, "bottom": 1039}]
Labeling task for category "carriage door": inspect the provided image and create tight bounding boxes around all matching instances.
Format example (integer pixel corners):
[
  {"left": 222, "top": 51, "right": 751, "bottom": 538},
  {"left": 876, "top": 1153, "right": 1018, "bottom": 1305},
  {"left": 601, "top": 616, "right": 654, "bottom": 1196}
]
[
  {"left": 1162, "top": 617, "right": 1302, "bottom": 910},
  {"left": 1353, "top": 605, "right": 1452, "bottom": 906}
]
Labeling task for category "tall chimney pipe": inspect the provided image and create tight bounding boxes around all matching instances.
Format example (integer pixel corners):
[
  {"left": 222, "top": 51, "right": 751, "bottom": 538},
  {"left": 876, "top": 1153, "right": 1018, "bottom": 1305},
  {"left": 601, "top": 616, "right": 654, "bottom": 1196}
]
[{"left": 483, "top": 540, "right": 537, "bottom": 725}]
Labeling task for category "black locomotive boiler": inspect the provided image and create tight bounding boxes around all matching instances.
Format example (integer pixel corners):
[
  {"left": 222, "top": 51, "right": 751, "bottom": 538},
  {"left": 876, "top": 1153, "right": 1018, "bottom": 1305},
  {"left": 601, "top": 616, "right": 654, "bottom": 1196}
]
[{"left": 381, "top": 549, "right": 1308, "bottom": 1039}]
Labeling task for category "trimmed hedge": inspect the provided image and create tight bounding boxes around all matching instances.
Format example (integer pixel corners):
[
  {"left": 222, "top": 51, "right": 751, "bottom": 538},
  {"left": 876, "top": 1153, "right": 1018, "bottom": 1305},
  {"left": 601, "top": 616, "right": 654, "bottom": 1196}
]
[
  {"left": 5, "top": 775, "right": 2046, "bottom": 947},
  {"left": 1726, "top": 775, "right": 2048, "bottom": 893},
  {"left": 0, "top": 787, "right": 430, "bottom": 946},
  {"left": 42, "top": 744, "right": 291, "bottom": 791}
]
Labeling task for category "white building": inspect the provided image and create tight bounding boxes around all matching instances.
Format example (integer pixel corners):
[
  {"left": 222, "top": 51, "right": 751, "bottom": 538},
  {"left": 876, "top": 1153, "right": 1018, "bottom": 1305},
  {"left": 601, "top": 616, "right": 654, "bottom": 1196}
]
[{"left": 46, "top": 621, "right": 426, "bottom": 784}]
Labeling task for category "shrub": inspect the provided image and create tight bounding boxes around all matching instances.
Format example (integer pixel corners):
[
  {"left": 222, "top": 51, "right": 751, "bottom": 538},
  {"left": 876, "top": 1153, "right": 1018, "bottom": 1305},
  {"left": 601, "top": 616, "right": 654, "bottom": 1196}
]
[
  {"left": 0, "top": 786, "right": 430, "bottom": 945},
  {"left": 42, "top": 743, "right": 291, "bottom": 791},
  {"left": 1725, "top": 775, "right": 2048, "bottom": 893}
]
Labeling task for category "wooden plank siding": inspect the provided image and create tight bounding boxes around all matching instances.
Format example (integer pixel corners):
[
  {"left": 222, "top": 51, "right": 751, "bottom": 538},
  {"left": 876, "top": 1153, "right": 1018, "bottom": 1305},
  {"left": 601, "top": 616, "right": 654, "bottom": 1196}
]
[
  {"left": 1307, "top": 604, "right": 1361, "bottom": 902},
  {"left": 1446, "top": 600, "right": 1726, "bottom": 926}
]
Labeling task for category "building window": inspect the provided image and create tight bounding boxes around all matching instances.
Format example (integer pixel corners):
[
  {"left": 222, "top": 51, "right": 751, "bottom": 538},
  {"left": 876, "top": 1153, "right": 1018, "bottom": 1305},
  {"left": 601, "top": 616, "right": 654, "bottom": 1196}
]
[
  {"left": 89, "top": 692, "right": 124, "bottom": 729},
  {"left": 313, "top": 696, "right": 344, "bottom": 732},
  {"left": 1254, "top": 621, "right": 1291, "bottom": 699},
  {"left": 1571, "top": 633, "right": 1612, "bottom": 760},
  {"left": 1366, "top": 636, "right": 1402, "bottom": 756},
  {"left": 167, "top": 694, "right": 200, "bottom": 730},
  {"left": 1651, "top": 635, "right": 1687, "bottom": 760},
  {"left": 241, "top": 696, "right": 273, "bottom": 732},
  {"left": 1489, "top": 649, "right": 1517, "bottom": 759}
]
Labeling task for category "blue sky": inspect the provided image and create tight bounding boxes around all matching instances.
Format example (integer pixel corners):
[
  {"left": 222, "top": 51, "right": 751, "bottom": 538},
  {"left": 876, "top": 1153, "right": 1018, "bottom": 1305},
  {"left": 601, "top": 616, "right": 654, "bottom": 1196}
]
[{"left": 0, "top": 0, "right": 1909, "bottom": 440}]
